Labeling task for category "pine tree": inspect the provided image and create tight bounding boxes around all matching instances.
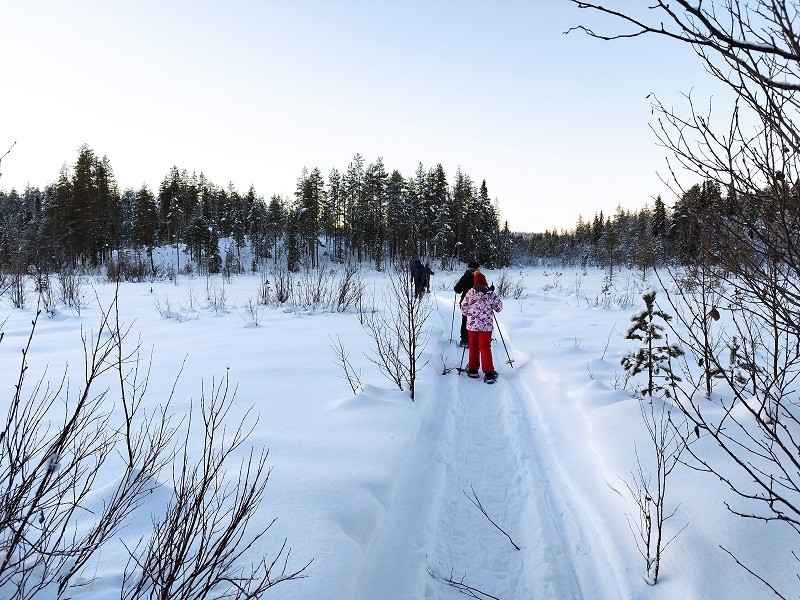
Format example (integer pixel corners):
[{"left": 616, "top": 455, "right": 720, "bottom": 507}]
[
  {"left": 364, "top": 158, "right": 387, "bottom": 269},
  {"left": 343, "top": 154, "right": 365, "bottom": 261},
  {"left": 452, "top": 168, "right": 475, "bottom": 260},
  {"left": 472, "top": 180, "right": 500, "bottom": 266},
  {"left": 70, "top": 145, "right": 95, "bottom": 262},
  {"left": 131, "top": 185, "right": 159, "bottom": 271},
  {"left": 246, "top": 190, "right": 268, "bottom": 269},
  {"left": 670, "top": 181, "right": 722, "bottom": 265},
  {"left": 158, "top": 167, "right": 186, "bottom": 249},
  {"left": 41, "top": 167, "right": 72, "bottom": 265},
  {"left": 265, "top": 194, "right": 286, "bottom": 264},
  {"left": 652, "top": 195, "right": 666, "bottom": 238},
  {"left": 427, "top": 163, "right": 452, "bottom": 263},
  {"left": 296, "top": 167, "right": 324, "bottom": 268},
  {"left": 385, "top": 170, "right": 410, "bottom": 263},
  {"left": 621, "top": 291, "right": 684, "bottom": 399},
  {"left": 323, "top": 168, "right": 341, "bottom": 259},
  {"left": 631, "top": 207, "right": 656, "bottom": 279},
  {"left": 132, "top": 184, "right": 159, "bottom": 272},
  {"left": 409, "top": 162, "right": 428, "bottom": 257},
  {"left": 229, "top": 184, "right": 248, "bottom": 273},
  {"left": 286, "top": 208, "right": 301, "bottom": 272},
  {"left": 93, "top": 154, "right": 120, "bottom": 265}
]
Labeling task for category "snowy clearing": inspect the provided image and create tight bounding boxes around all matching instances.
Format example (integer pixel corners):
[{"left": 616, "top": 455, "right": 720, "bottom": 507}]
[{"left": 0, "top": 266, "right": 795, "bottom": 599}]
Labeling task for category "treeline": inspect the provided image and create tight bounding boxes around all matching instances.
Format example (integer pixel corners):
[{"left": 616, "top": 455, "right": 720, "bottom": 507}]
[
  {"left": 0, "top": 145, "right": 511, "bottom": 275},
  {"left": 3, "top": 144, "right": 771, "bottom": 278},
  {"left": 513, "top": 181, "right": 749, "bottom": 273}
]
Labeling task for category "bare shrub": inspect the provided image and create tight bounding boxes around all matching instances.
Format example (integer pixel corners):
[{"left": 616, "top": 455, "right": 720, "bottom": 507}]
[
  {"left": 153, "top": 294, "right": 177, "bottom": 319},
  {"left": 362, "top": 264, "right": 431, "bottom": 401},
  {"left": 356, "top": 288, "right": 377, "bottom": 326},
  {"left": 272, "top": 262, "right": 293, "bottom": 304},
  {"left": 236, "top": 297, "right": 264, "bottom": 327},
  {"left": 295, "top": 262, "right": 335, "bottom": 308},
  {"left": 258, "top": 271, "right": 272, "bottom": 305},
  {"left": 363, "top": 308, "right": 403, "bottom": 391},
  {"left": 335, "top": 261, "right": 363, "bottom": 312},
  {"left": 495, "top": 272, "right": 525, "bottom": 300},
  {"left": 205, "top": 278, "right": 229, "bottom": 314},
  {"left": 0, "top": 293, "right": 308, "bottom": 599},
  {"left": 623, "top": 398, "right": 688, "bottom": 586},
  {"left": 163, "top": 262, "right": 176, "bottom": 283},
  {"left": 8, "top": 272, "right": 27, "bottom": 309},
  {"left": 120, "top": 374, "right": 311, "bottom": 600},
  {"left": 657, "top": 267, "right": 725, "bottom": 398},
  {"left": 37, "top": 277, "right": 57, "bottom": 319},
  {"left": 183, "top": 283, "right": 200, "bottom": 312},
  {"left": 0, "top": 301, "right": 175, "bottom": 599},
  {"left": 57, "top": 269, "right": 86, "bottom": 314},
  {"left": 331, "top": 334, "right": 363, "bottom": 394},
  {"left": 106, "top": 254, "right": 151, "bottom": 283}
]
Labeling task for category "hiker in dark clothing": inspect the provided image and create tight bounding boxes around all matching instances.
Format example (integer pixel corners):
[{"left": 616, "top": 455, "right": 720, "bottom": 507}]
[
  {"left": 424, "top": 262, "right": 434, "bottom": 293},
  {"left": 453, "top": 260, "right": 479, "bottom": 347},
  {"left": 411, "top": 258, "right": 426, "bottom": 299}
]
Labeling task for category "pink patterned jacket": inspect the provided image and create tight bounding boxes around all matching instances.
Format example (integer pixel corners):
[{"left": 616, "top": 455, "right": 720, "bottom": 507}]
[{"left": 460, "top": 285, "right": 503, "bottom": 332}]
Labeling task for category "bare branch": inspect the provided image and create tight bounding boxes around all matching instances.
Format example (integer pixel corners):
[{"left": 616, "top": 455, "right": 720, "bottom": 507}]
[
  {"left": 463, "top": 485, "right": 520, "bottom": 551},
  {"left": 427, "top": 565, "right": 501, "bottom": 600}
]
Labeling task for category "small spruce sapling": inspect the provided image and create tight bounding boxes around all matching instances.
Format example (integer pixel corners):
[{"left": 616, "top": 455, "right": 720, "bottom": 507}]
[
  {"left": 620, "top": 291, "right": 688, "bottom": 585},
  {"left": 622, "top": 291, "right": 684, "bottom": 399}
]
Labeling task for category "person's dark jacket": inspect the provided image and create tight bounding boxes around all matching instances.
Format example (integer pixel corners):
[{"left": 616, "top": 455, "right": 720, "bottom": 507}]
[
  {"left": 454, "top": 268, "right": 477, "bottom": 302},
  {"left": 411, "top": 259, "right": 425, "bottom": 282}
]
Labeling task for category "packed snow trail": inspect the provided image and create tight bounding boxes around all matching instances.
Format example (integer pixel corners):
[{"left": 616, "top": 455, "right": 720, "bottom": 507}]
[
  {"left": 353, "top": 293, "right": 629, "bottom": 599},
  {"left": 422, "top": 370, "right": 578, "bottom": 599}
]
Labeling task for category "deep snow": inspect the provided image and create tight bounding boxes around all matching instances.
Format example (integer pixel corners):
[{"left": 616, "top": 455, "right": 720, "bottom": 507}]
[{"left": 0, "top": 264, "right": 796, "bottom": 599}]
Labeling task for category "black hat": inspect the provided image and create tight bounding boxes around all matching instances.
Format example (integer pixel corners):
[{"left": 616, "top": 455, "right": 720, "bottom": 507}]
[{"left": 467, "top": 260, "right": 479, "bottom": 269}]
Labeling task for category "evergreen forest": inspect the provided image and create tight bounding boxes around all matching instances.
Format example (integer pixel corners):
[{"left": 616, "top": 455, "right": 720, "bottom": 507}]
[
  {"left": 0, "top": 145, "right": 510, "bottom": 277},
  {"left": 0, "top": 144, "right": 782, "bottom": 278}
]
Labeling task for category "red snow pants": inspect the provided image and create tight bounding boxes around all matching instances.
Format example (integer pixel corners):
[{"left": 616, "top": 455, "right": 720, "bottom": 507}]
[{"left": 467, "top": 330, "right": 495, "bottom": 373}]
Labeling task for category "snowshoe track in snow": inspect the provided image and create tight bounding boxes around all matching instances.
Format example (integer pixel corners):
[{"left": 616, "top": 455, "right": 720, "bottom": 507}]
[{"left": 353, "top": 293, "right": 625, "bottom": 599}]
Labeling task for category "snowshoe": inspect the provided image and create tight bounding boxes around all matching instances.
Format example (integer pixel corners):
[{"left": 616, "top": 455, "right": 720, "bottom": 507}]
[
  {"left": 483, "top": 371, "right": 498, "bottom": 384},
  {"left": 466, "top": 368, "right": 480, "bottom": 379}
]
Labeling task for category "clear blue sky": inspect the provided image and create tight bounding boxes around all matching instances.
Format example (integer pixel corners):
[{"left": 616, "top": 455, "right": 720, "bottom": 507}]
[{"left": 0, "top": 1, "right": 712, "bottom": 232}]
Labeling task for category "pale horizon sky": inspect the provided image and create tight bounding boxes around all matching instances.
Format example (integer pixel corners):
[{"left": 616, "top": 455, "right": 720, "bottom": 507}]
[{"left": 1, "top": 1, "right": 715, "bottom": 232}]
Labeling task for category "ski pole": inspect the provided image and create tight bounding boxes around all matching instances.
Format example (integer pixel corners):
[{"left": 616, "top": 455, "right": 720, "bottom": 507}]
[
  {"left": 457, "top": 342, "right": 467, "bottom": 374},
  {"left": 450, "top": 293, "right": 457, "bottom": 343},
  {"left": 493, "top": 313, "right": 514, "bottom": 367}
]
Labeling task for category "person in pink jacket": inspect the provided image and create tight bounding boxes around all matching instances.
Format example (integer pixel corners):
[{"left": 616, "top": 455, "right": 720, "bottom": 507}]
[{"left": 460, "top": 270, "right": 503, "bottom": 381}]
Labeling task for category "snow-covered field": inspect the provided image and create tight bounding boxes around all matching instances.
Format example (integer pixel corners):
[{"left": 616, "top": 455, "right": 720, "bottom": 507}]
[{"left": 0, "top": 263, "right": 795, "bottom": 599}]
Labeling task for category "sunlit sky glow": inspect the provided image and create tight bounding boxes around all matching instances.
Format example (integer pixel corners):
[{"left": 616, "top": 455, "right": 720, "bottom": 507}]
[{"left": 1, "top": 1, "right": 715, "bottom": 232}]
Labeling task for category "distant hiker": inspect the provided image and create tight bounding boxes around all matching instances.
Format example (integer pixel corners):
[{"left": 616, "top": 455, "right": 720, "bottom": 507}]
[
  {"left": 454, "top": 260, "right": 480, "bottom": 347},
  {"left": 411, "top": 258, "right": 426, "bottom": 299},
  {"left": 424, "top": 262, "right": 434, "bottom": 293},
  {"left": 460, "top": 270, "right": 503, "bottom": 382}
]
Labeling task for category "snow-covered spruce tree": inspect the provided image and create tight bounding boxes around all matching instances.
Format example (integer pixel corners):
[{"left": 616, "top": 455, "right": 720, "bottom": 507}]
[
  {"left": 621, "top": 291, "right": 684, "bottom": 400},
  {"left": 621, "top": 291, "right": 687, "bottom": 585},
  {"left": 130, "top": 184, "right": 160, "bottom": 275}
]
